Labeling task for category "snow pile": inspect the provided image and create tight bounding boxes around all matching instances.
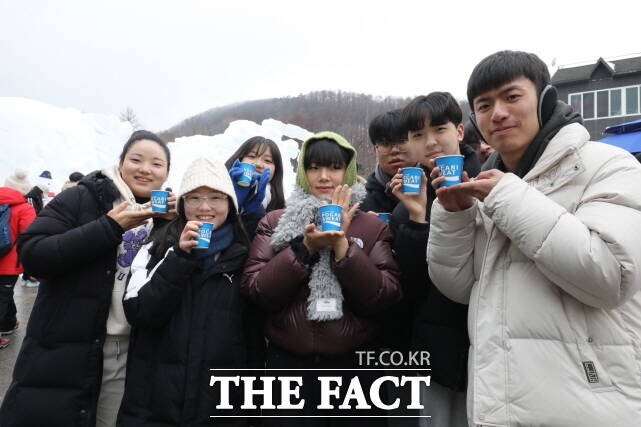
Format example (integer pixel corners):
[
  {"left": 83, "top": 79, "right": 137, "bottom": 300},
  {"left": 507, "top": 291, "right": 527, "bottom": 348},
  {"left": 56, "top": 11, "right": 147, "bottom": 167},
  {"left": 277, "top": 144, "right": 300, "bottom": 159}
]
[
  {"left": 169, "top": 119, "right": 311, "bottom": 195},
  {"left": 0, "top": 97, "right": 310, "bottom": 197},
  {"left": 0, "top": 97, "right": 133, "bottom": 192}
]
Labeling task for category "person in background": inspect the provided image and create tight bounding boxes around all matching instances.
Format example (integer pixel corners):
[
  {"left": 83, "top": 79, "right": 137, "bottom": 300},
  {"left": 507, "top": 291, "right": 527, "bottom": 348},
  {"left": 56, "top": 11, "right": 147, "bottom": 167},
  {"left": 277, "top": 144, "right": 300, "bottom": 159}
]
[
  {"left": 117, "top": 157, "right": 264, "bottom": 426},
  {"left": 0, "top": 130, "right": 172, "bottom": 427},
  {"left": 225, "top": 136, "right": 286, "bottom": 212},
  {"left": 25, "top": 185, "right": 44, "bottom": 215},
  {"left": 60, "top": 171, "right": 85, "bottom": 192},
  {"left": 478, "top": 139, "right": 495, "bottom": 164},
  {"left": 361, "top": 109, "right": 417, "bottom": 214},
  {"left": 242, "top": 132, "right": 401, "bottom": 426},
  {"left": 462, "top": 121, "right": 495, "bottom": 165},
  {"left": 0, "top": 169, "right": 36, "bottom": 350},
  {"left": 461, "top": 120, "right": 480, "bottom": 153},
  {"left": 225, "top": 136, "right": 286, "bottom": 239}
]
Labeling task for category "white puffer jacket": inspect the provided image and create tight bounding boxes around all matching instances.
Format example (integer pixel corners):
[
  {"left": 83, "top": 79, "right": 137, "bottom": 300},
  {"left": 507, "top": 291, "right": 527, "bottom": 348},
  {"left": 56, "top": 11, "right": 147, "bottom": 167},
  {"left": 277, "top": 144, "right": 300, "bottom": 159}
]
[{"left": 427, "top": 122, "right": 641, "bottom": 427}]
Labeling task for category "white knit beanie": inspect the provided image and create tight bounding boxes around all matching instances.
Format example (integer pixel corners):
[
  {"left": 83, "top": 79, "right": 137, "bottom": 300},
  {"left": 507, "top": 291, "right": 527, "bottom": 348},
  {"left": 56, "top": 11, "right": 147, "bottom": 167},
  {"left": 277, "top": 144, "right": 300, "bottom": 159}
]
[
  {"left": 4, "top": 169, "right": 32, "bottom": 195},
  {"left": 178, "top": 157, "right": 238, "bottom": 212}
]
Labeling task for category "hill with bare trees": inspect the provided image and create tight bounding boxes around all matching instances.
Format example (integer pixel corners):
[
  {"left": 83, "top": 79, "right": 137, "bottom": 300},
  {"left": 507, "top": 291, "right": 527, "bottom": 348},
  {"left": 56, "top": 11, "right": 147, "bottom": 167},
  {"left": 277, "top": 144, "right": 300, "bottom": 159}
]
[{"left": 159, "top": 91, "right": 413, "bottom": 174}]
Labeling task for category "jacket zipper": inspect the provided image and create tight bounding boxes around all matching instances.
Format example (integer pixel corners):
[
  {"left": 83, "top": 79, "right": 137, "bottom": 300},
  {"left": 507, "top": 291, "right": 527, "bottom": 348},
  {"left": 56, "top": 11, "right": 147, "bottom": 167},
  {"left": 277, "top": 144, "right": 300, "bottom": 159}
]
[{"left": 472, "top": 220, "right": 495, "bottom": 423}]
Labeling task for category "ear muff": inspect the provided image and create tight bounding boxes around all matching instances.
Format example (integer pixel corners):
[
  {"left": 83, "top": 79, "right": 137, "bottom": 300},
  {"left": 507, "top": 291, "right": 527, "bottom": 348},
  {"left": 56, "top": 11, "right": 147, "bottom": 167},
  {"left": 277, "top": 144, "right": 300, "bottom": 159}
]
[
  {"left": 538, "top": 85, "right": 557, "bottom": 127},
  {"left": 468, "top": 112, "right": 486, "bottom": 142}
]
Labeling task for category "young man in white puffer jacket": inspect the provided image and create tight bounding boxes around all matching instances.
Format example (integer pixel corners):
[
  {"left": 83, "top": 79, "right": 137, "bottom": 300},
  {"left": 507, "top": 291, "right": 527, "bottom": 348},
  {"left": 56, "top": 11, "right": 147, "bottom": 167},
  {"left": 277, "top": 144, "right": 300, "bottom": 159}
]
[{"left": 426, "top": 50, "right": 641, "bottom": 427}]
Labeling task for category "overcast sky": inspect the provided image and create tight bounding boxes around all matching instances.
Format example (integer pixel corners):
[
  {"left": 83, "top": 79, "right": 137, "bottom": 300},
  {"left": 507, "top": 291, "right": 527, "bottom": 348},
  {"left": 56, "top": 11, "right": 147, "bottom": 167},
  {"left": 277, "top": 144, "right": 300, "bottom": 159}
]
[{"left": 1, "top": 0, "right": 639, "bottom": 132}]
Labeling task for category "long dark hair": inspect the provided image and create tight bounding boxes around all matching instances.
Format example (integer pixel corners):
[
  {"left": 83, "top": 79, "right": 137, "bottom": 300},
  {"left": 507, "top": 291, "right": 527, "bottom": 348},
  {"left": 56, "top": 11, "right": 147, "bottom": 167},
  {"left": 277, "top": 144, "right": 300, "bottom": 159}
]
[
  {"left": 26, "top": 186, "right": 44, "bottom": 215},
  {"left": 148, "top": 198, "right": 250, "bottom": 260},
  {"left": 225, "top": 136, "right": 285, "bottom": 211}
]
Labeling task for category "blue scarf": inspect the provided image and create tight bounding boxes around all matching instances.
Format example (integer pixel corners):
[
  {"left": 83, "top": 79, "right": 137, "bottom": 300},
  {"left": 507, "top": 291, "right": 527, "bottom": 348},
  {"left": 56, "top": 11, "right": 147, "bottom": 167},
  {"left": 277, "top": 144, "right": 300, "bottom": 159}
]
[{"left": 190, "top": 224, "right": 234, "bottom": 271}]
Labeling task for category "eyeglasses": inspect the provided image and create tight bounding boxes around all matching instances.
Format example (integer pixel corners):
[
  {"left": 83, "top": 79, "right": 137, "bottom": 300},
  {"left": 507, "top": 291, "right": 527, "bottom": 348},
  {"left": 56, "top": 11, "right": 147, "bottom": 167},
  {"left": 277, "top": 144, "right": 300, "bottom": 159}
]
[
  {"left": 375, "top": 141, "right": 409, "bottom": 152},
  {"left": 182, "top": 194, "right": 228, "bottom": 208}
]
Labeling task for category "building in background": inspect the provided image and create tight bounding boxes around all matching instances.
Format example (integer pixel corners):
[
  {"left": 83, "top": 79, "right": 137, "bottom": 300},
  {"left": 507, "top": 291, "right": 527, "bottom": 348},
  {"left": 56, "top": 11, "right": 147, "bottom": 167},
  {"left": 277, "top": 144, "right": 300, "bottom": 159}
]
[{"left": 552, "top": 55, "right": 641, "bottom": 140}]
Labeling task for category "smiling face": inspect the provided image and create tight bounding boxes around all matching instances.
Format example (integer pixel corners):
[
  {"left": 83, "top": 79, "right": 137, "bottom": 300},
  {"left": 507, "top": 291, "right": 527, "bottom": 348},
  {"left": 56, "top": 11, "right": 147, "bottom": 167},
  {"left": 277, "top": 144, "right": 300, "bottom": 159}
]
[
  {"left": 182, "top": 186, "right": 230, "bottom": 229},
  {"left": 241, "top": 144, "right": 275, "bottom": 181},
  {"left": 118, "top": 139, "right": 169, "bottom": 198},
  {"left": 408, "top": 121, "right": 463, "bottom": 169},
  {"left": 305, "top": 164, "right": 346, "bottom": 199},
  {"left": 472, "top": 76, "right": 540, "bottom": 170}
]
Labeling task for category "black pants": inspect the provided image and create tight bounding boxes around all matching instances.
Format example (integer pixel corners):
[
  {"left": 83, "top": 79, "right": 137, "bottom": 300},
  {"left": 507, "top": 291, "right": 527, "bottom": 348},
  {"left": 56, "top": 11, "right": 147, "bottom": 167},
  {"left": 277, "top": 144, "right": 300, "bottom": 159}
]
[
  {"left": 260, "top": 344, "right": 388, "bottom": 427},
  {"left": 0, "top": 275, "right": 18, "bottom": 331}
]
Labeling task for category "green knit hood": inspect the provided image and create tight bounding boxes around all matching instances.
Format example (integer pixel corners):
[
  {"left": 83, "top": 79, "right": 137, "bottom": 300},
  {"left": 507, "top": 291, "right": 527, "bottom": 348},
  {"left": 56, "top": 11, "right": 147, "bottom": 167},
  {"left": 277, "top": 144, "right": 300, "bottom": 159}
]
[{"left": 295, "top": 131, "right": 358, "bottom": 195}]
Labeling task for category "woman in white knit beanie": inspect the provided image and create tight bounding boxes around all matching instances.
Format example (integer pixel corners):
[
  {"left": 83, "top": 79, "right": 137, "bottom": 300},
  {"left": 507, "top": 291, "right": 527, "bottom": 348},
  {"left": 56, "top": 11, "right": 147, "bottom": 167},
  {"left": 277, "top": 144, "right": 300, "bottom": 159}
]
[{"left": 118, "top": 157, "right": 264, "bottom": 426}]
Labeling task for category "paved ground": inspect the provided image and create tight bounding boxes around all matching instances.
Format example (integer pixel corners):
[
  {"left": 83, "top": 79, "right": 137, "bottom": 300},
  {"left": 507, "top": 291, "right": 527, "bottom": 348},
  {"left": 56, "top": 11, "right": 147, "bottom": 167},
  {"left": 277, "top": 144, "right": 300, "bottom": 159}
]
[{"left": 0, "top": 278, "right": 37, "bottom": 401}]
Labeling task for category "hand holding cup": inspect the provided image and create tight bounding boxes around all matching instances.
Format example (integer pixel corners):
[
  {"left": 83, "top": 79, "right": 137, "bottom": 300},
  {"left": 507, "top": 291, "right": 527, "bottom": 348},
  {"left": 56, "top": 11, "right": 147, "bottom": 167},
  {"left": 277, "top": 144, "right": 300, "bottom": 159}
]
[
  {"left": 150, "top": 190, "right": 178, "bottom": 221},
  {"left": 108, "top": 202, "right": 156, "bottom": 231},
  {"left": 179, "top": 221, "right": 203, "bottom": 253},
  {"left": 330, "top": 184, "right": 359, "bottom": 233},
  {"left": 390, "top": 169, "right": 428, "bottom": 223}
]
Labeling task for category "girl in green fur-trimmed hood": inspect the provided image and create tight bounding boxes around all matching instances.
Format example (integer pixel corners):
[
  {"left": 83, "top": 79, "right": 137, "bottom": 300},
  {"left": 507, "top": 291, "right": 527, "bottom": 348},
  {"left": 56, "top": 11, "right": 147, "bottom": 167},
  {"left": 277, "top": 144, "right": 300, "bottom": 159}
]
[{"left": 241, "top": 131, "right": 401, "bottom": 425}]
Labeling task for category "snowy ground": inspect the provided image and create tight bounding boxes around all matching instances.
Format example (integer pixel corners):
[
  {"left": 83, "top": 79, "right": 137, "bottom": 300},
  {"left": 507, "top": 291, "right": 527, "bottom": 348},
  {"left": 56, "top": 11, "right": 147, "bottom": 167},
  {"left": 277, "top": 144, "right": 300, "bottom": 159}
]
[{"left": 0, "top": 97, "right": 310, "bottom": 196}]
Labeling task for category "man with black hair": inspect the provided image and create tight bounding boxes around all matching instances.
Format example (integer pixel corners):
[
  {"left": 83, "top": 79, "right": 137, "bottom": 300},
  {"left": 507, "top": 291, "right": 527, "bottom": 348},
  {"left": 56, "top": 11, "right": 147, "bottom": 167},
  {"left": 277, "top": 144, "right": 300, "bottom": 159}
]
[
  {"left": 360, "top": 109, "right": 417, "bottom": 214},
  {"left": 428, "top": 50, "right": 641, "bottom": 426},
  {"left": 387, "top": 91, "right": 480, "bottom": 427}
]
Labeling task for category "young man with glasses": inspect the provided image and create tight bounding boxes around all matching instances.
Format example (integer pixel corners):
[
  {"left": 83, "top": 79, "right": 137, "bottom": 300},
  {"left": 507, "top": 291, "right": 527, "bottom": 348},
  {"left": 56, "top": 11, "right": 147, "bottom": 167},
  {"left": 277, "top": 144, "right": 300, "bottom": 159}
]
[{"left": 361, "top": 109, "right": 417, "bottom": 214}]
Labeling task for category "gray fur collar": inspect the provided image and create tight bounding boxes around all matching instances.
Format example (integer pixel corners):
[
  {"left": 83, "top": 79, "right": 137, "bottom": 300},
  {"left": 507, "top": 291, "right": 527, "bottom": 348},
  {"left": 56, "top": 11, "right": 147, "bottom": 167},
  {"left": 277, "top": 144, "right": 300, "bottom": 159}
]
[{"left": 271, "top": 184, "right": 366, "bottom": 321}]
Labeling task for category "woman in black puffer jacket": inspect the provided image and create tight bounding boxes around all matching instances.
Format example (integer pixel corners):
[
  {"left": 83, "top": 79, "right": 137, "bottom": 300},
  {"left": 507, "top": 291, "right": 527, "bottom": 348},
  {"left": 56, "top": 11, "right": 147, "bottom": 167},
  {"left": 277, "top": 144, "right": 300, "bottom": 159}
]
[
  {"left": 117, "top": 157, "right": 264, "bottom": 427},
  {"left": 0, "top": 131, "right": 172, "bottom": 427}
]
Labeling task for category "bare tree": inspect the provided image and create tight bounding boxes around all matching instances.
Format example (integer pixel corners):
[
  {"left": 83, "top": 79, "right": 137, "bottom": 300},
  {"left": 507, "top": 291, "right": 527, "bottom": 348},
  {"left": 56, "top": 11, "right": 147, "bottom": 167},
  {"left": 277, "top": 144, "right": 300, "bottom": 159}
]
[
  {"left": 159, "top": 90, "right": 412, "bottom": 175},
  {"left": 120, "top": 106, "right": 141, "bottom": 130}
]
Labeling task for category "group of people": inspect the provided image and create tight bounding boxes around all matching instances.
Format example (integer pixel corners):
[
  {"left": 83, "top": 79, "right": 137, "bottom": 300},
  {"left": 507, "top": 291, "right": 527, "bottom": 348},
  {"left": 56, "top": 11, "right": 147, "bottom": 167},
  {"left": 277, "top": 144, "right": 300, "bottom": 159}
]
[{"left": 1, "top": 49, "right": 641, "bottom": 427}]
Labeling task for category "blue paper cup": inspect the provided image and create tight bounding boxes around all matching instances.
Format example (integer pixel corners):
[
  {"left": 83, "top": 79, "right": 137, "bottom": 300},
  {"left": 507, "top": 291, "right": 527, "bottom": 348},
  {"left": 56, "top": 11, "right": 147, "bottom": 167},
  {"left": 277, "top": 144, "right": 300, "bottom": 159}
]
[
  {"left": 238, "top": 163, "right": 256, "bottom": 187},
  {"left": 377, "top": 212, "right": 392, "bottom": 223},
  {"left": 194, "top": 222, "right": 215, "bottom": 249},
  {"left": 150, "top": 190, "right": 169, "bottom": 213},
  {"left": 319, "top": 204, "right": 343, "bottom": 232},
  {"left": 435, "top": 155, "right": 464, "bottom": 187},
  {"left": 402, "top": 167, "right": 423, "bottom": 195}
]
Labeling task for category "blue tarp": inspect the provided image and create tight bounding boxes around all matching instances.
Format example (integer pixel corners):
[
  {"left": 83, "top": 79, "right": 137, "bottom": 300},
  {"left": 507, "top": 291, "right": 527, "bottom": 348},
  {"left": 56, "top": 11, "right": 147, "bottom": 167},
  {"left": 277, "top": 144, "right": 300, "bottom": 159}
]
[
  {"left": 603, "top": 118, "right": 641, "bottom": 135},
  {"left": 599, "top": 131, "right": 641, "bottom": 153}
]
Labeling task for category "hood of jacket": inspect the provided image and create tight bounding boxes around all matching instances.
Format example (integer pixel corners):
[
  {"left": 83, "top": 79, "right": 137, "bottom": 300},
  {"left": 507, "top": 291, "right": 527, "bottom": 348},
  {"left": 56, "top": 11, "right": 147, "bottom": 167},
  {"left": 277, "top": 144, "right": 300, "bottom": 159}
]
[
  {"left": 295, "top": 131, "right": 358, "bottom": 194},
  {"left": 78, "top": 170, "right": 121, "bottom": 213},
  {"left": 0, "top": 187, "right": 28, "bottom": 206}
]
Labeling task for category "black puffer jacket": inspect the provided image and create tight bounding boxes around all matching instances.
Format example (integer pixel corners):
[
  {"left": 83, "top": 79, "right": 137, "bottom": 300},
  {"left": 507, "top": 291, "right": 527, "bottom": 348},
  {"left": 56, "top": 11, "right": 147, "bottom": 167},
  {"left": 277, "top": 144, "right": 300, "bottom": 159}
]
[
  {"left": 0, "top": 171, "right": 126, "bottom": 427},
  {"left": 389, "top": 144, "right": 480, "bottom": 392},
  {"left": 117, "top": 241, "right": 265, "bottom": 427},
  {"left": 360, "top": 169, "right": 399, "bottom": 214}
]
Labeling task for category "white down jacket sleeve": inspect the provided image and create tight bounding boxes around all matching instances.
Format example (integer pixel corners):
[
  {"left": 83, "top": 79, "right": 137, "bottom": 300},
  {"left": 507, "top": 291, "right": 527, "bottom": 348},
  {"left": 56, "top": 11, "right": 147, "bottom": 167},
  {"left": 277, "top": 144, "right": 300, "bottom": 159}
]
[
  {"left": 427, "top": 200, "right": 478, "bottom": 304},
  {"left": 483, "top": 158, "right": 641, "bottom": 309}
]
